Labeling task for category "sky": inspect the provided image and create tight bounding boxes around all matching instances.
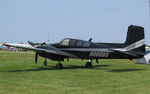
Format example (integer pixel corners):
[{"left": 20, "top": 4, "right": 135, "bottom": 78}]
[{"left": 0, "top": 0, "right": 149, "bottom": 44}]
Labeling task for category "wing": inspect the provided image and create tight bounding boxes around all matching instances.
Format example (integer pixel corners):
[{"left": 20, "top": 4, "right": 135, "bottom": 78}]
[{"left": 3, "top": 43, "right": 77, "bottom": 58}]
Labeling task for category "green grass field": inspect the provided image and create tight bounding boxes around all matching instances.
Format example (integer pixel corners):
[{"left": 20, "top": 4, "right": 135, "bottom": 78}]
[{"left": 0, "top": 51, "right": 150, "bottom": 94}]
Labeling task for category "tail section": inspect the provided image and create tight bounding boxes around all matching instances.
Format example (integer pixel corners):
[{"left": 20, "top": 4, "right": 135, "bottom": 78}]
[{"left": 124, "top": 25, "right": 145, "bottom": 53}]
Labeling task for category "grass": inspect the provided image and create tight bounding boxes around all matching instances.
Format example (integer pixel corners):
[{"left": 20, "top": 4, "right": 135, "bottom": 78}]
[{"left": 0, "top": 51, "right": 150, "bottom": 94}]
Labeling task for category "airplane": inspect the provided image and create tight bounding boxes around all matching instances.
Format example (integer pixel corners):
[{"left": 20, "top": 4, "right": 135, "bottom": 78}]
[{"left": 3, "top": 25, "right": 146, "bottom": 69}]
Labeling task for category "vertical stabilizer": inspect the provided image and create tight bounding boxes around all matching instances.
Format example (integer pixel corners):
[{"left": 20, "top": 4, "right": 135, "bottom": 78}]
[{"left": 124, "top": 25, "right": 145, "bottom": 53}]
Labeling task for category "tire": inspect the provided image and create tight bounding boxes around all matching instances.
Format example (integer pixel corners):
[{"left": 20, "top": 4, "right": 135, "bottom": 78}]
[
  {"left": 85, "top": 62, "right": 92, "bottom": 68},
  {"left": 56, "top": 63, "right": 63, "bottom": 69},
  {"left": 43, "top": 61, "right": 47, "bottom": 66}
]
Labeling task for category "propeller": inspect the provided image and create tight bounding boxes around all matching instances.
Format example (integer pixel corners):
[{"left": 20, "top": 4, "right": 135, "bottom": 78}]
[{"left": 35, "top": 52, "right": 38, "bottom": 63}]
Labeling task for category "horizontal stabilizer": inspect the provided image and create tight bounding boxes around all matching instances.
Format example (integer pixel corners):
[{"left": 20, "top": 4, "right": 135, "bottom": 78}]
[{"left": 110, "top": 49, "right": 145, "bottom": 58}]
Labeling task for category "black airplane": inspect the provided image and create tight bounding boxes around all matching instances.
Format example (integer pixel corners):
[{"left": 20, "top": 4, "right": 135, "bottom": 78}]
[{"left": 4, "top": 25, "right": 146, "bottom": 69}]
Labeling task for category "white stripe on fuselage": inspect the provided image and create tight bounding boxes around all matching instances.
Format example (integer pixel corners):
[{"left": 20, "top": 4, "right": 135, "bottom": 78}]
[
  {"left": 113, "top": 39, "right": 145, "bottom": 51},
  {"left": 124, "top": 39, "right": 145, "bottom": 51},
  {"left": 59, "top": 48, "right": 112, "bottom": 52}
]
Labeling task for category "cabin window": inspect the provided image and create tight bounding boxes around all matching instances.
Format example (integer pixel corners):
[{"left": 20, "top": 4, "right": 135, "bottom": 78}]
[
  {"left": 83, "top": 42, "right": 90, "bottom": 47},
  {"left": 76, "top": 41, "right": 82, "bottom": 47},
  {"left": 60, "top": 39, "right": 69, "bottom": 46},
  {"left": 60, "top": 39, "right": 90, "bottom": 47},
  {"left": 69, "top": 39, "right": 76, "bottom": 46}
]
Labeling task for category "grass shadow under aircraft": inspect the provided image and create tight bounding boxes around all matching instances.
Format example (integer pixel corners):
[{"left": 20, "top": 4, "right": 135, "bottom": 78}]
[{"left": 7, "top": 64, "right": 145, "bottom": 73}]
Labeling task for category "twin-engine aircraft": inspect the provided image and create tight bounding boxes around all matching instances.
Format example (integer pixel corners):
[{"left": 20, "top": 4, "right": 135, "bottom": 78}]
[{"left": 4, "top": 25, "right": 146, "bottom": 69}]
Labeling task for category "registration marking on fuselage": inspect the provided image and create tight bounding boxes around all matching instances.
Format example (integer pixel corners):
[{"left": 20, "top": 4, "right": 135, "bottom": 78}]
[{"left": 89, "top": 51, "right": 110, "bottom": 57}]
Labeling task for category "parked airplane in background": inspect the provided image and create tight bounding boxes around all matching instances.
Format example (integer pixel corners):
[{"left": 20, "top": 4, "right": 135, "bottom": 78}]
[{"left": 3, "top": 25, "right": 146, "bottom": 69}]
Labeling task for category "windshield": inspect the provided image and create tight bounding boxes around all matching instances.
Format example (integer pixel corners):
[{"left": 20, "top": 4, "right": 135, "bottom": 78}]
[{"left": 60, "top": 39, "right": 70, "bottom": 46}]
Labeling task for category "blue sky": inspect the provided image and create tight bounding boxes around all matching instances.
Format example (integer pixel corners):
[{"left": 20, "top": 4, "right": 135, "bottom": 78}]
[{"left": 0, "top": 0, "right": 149, "bottom": 44}]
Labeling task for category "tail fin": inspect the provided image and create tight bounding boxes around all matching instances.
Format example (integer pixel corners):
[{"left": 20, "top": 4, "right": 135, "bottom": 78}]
[{"left": 124, "top": 25, "right": 145, "bottom": 53}]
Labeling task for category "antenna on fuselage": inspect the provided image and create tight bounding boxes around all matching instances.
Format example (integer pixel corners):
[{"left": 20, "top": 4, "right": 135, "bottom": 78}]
[{"left": 88, "top": 38, "right": 92, "bottom": 42}]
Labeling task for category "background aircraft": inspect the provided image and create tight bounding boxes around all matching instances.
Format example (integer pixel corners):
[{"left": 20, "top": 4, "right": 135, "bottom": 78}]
[{"left": 3, "top": 25, "right": 145, "bottom": 69}]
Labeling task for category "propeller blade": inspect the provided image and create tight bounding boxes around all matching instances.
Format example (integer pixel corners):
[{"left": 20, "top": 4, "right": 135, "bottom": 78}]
[{"left": 35, "top": 52, "right": 38, "bottom": 63}]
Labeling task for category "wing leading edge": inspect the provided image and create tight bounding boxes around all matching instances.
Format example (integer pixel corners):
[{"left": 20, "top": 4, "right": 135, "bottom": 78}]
[{"left": 3, "top": 43, "right": 77, "bottom": 58}]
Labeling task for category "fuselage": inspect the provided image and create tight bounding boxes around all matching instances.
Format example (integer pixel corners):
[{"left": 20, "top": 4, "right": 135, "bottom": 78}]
[{"left": 37, "top": 38, "right": 142, "bottom": 61}]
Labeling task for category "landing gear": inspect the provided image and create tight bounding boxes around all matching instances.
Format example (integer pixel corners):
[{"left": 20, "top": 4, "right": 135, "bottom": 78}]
[
  {"left": 96, "top": 59, "right": 99, "bottom": 63},
  {"left": 85, "top": 62, "right": 92, "bottom": 68},
  {"left": 85, "top": 59, "right": 92, "bottom": 68},
  {"left": 43, "top": 58, "right": 47, "bottom": 66},
  {"left": 56, "top": 61, "right": 63, "bottom": 69}
]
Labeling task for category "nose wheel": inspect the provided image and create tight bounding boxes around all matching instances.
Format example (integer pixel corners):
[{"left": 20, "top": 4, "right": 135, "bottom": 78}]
[{"left": 56, "top": 61, "right": 63, "bottom": 69}]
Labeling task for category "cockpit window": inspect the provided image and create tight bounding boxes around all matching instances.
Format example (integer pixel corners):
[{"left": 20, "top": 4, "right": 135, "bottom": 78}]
[{"left": 60, "top": 39, "right": 69, "bottom": 46}]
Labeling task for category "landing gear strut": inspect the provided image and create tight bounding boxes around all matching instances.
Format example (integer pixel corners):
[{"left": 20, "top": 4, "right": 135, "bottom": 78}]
[
  {"left": 56, "top": 61, "right": 63, "bottom": 69},
  {"left": 85, "top": 59, "right": 92, "bottom": 68},
  {"left": 43, "top": 58, "right": 47, "bottom": 66}
]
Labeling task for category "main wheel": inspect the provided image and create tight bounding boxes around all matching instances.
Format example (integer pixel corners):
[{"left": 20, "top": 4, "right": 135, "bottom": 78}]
[
  {"left": 56, "top": 63, "right": 63, "bottom": 69},
  {"left": 85, "top": 62, "right": 92, "bottom": 68},
  {"left": 43, "top": 61, "right": 47, "bottom": 66}
]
